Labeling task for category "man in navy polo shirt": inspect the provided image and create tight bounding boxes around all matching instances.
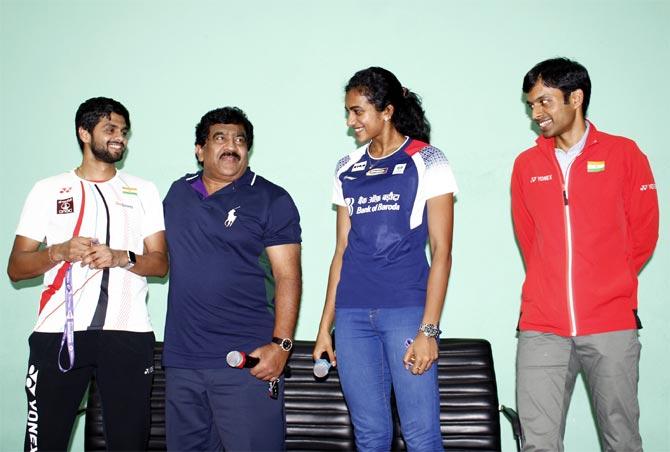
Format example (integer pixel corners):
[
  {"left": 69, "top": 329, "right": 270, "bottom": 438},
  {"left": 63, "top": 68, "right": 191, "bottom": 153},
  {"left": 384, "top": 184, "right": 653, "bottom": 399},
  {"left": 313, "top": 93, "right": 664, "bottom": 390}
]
[{"left": 163, "top": 107, "right": 302, "bottom": 451}]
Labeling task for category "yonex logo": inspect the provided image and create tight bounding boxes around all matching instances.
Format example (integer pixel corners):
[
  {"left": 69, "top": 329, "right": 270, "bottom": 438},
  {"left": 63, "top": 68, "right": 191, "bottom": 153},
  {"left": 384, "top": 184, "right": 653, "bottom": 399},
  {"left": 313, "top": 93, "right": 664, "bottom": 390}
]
[
  {"left": 640, "top": 184, "right": 657, "bottom": 191},
  {"left": 26, "top": 365, "right": 39, "bottom": 451},
  {"left": 530, "top": 175, "right": 552, "bottom": 183},
  {"left": 144, "top": 366, "right": 154, "bottom": 375},
  {"left": 25, "top": 365, "right": 38, "bottom": 397}
]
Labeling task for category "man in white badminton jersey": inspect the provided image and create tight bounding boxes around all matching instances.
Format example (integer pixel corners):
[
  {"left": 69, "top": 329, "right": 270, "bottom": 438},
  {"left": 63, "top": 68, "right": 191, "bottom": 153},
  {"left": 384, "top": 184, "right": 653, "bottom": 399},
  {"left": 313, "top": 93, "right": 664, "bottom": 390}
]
[{"left": 8, "top": 97, "right": 168, "bottom": 452}]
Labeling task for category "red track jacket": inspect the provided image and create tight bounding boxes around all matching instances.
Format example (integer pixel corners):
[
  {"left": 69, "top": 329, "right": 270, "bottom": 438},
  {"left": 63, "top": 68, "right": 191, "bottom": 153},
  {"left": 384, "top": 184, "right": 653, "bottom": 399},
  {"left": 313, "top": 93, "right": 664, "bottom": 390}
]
[{"left": 511, "top": 123, "right": 659, "bottom": 336}]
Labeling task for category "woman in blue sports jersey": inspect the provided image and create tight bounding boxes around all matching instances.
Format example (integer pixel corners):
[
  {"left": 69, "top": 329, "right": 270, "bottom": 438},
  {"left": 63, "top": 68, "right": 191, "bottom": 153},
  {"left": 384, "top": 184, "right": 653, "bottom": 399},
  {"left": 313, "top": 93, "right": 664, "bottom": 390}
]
[{"left": 314, "top": 67, "right": 458, "bottom": 451}]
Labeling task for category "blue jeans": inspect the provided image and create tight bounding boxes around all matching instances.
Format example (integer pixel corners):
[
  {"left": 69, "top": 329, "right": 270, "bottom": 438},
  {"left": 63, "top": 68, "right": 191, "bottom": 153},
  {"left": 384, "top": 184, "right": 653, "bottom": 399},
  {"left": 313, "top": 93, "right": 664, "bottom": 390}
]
[{"left": 335, "top": 307, "right": 443, "bottom": 452}]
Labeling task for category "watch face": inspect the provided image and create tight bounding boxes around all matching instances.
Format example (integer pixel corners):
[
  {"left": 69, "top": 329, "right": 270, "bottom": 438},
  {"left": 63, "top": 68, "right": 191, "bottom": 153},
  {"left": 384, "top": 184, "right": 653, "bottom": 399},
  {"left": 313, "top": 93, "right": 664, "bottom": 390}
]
[{"left": 281, "top": 338, "right": 292, "bottom": 351}]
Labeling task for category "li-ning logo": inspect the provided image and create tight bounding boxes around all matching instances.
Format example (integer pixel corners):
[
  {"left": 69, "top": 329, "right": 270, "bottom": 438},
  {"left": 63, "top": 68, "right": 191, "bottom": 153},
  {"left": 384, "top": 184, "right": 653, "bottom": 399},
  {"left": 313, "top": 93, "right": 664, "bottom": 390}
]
[
  {"left": 529, "top": 175, "right": 552, "bottom": 183},
  {"left": 225, "top": 206, "right": 240, "bottom": 227},
  {"left": 352, "top": 161, "right": 367, "bottom": 172},
  {"left": 26, "top": 365, "right": 38, "bottom": 451},
  {"left": 144, "top": 366, "right": 154, "bottom": 375},
  {"left": 57, "top": 197, "right": 74, "bottom": 214}
]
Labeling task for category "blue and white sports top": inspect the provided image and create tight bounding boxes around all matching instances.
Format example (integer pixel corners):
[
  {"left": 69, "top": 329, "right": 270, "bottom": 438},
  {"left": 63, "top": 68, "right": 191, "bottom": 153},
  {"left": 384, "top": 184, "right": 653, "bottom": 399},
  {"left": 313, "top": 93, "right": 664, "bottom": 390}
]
[{"left": 332, "top": 138, "right": 458, "bottom": 309}]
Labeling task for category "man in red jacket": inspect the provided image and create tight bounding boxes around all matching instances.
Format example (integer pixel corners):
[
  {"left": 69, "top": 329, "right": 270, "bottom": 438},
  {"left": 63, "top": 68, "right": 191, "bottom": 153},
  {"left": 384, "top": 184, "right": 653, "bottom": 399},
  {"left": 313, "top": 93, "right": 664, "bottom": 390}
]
[{"left": 511, "top": 57, "right": 658, "bottom": 451}]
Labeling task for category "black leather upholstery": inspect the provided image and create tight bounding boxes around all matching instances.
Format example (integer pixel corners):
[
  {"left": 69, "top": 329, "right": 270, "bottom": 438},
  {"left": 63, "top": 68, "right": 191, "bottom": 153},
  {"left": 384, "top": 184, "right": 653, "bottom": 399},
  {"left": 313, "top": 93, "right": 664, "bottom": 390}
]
[{"left": 84, "top": 339, "right": 508, "bottom": 451}]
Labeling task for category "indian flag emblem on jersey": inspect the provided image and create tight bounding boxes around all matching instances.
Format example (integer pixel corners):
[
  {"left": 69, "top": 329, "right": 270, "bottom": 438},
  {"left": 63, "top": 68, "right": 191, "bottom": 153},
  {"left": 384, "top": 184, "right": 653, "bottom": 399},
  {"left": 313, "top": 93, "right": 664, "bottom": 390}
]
[
  {"left": 587, "top": 161, "right": 605, "bottom": 173},
  {"left": 122, "top": 186, "right": 138, "bottom": 195}
]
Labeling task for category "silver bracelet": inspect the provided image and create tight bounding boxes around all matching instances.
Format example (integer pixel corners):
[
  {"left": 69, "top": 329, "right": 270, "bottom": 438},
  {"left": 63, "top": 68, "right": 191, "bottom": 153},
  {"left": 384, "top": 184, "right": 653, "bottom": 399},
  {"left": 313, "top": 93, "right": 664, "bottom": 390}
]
[{"left": 418, "top": 323, "right": 442, "bottom": 338}]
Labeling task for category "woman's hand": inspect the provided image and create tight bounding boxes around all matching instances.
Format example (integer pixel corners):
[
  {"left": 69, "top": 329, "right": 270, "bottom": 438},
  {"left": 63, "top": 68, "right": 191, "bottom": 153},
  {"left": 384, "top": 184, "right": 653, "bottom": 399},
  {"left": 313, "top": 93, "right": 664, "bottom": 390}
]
[
  {"left": 403, "top": 333, "right": 438, "bottom": 375},
  {"left": 313, "top": 329, "right": 336, "bottom": 367}
]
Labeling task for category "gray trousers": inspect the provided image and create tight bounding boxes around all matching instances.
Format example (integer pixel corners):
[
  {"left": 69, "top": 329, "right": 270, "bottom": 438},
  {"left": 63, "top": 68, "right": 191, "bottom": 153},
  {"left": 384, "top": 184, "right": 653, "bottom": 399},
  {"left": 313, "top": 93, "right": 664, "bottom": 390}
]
[{"left": 516, "top": 330, "right": 642, "bottom": 452}]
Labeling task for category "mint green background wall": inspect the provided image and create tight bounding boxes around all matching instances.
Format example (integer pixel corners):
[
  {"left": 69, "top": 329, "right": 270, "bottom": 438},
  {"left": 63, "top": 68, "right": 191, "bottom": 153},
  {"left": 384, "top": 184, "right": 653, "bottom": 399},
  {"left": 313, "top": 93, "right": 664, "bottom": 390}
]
[{"left": 1, "top": 1, "right": 668, "bottom": 450}]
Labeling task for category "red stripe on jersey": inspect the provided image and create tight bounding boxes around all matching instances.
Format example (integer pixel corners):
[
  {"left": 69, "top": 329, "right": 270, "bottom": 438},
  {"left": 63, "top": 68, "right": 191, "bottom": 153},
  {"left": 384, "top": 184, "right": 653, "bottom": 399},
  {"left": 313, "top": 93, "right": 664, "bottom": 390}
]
[
  {"left": 404, "top": 139, "right": 429, "bottom": 156},
  {"left": 39, "top": 181, "right": 86, "bottom": 314}
]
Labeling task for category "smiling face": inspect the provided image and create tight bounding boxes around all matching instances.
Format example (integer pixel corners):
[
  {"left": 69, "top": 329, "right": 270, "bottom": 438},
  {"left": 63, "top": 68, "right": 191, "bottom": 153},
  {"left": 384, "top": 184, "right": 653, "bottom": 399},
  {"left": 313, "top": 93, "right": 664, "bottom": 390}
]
[
  {"left": 345, "top": 89, "right": 393, "bottom": 144},
  {"left": 80, "top": 112, "right": 129, "bottom": 163},
  {"left": 526, "top": 80, "right": 584, "bottom": 143},
  {"left": 196, "top": 123, "right": 249, "bottom": 185}
]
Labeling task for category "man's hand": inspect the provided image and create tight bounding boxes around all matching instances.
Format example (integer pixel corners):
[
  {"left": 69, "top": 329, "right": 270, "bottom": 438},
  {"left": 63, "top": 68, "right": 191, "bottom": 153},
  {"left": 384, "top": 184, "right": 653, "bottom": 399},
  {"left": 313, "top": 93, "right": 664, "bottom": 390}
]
[
  {"left": 249, "top": 343, "right": 290, "bottom": 382},
  {"left": 7, "top": 235, "right": 97, "bottom": 282},
  {"left": 52, "top": 236, "right": 97, "bottom": 263},
  {"left": 80, "top": 243, "right": 126, "bottom": 270}
]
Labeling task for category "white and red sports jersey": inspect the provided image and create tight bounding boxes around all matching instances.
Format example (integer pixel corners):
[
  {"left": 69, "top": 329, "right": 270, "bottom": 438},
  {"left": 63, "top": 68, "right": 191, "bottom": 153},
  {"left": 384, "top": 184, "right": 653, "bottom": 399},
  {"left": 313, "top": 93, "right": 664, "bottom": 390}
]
[{"left": 16, "top": 170, "right": 165, "bottom": 333}]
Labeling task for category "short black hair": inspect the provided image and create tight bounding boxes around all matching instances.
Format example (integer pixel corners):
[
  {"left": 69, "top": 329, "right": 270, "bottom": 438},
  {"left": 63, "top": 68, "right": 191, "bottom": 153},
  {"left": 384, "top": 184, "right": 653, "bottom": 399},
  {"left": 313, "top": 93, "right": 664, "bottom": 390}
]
[
  {"left": 75, "top": 97, "right": 130, "bottom": 151},
  {"left": 522, "top": 57, "right": 592, "bottom": 116},
  {"left": 194, "top": 107, "right": 254, "bottom": 149},
  {"left": 346, "top": 67, "right": 431, "bottom": 143}
]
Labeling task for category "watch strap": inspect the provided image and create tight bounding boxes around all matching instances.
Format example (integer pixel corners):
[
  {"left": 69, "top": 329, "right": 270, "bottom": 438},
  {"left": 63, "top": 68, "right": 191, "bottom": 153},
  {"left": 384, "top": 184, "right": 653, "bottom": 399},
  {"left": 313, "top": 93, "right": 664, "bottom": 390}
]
[
  {"left": 123, "top": 250, "right": 136, "bottom": 270},
  {"left": 271, "top": 336, "right": 293, "bottom": 351}
]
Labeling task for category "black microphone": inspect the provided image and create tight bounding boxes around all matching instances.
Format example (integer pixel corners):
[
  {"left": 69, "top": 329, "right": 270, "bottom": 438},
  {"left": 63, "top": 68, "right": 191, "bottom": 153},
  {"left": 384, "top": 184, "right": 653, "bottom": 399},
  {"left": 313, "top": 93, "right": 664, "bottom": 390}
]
[{"left": 226, "top": 351, "right": 260, "bottom": 368}]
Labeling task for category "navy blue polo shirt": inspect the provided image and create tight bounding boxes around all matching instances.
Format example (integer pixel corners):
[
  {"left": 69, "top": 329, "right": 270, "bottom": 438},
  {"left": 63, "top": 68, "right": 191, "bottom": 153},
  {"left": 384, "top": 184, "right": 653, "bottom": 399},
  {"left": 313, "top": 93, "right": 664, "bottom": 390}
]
[{"left": 163, "top": 168, "right": 301, "bottom": 368}]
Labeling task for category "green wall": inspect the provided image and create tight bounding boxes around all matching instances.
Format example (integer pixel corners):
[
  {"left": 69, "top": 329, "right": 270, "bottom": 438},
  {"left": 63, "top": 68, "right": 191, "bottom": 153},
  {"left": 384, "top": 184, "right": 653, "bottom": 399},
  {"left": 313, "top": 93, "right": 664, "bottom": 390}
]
[{"left": 1, "top": 1, "right": 668, "bottom": 450}]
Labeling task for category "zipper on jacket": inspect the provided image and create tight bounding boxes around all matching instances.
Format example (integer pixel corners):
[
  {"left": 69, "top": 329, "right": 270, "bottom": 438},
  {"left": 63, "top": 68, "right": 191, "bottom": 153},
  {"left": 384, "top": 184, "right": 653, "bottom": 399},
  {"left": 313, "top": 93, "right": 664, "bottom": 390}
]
[{"left": 553, "top": 157, "right": 578, "bottom": 336}]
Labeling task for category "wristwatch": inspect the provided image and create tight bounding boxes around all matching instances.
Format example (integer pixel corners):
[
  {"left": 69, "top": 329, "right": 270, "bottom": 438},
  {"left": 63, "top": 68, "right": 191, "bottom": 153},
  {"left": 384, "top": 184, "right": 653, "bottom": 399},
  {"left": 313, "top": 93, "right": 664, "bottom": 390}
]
[
  {"left": 123, "top": 250, "right": 136, "bottom": 270},
  {"left": 418, "top": 323, "right": 442, "bottom": 338},
  {"left": 271, "top": 336, "right": 293, "bottom": 352}
]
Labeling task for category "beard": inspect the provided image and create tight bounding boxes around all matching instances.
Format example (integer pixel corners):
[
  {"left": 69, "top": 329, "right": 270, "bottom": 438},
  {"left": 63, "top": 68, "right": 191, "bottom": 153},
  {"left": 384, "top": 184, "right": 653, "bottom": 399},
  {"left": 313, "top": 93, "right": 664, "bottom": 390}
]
[{"left": 91, "top": 139, "right": 126, "bottom": 163}]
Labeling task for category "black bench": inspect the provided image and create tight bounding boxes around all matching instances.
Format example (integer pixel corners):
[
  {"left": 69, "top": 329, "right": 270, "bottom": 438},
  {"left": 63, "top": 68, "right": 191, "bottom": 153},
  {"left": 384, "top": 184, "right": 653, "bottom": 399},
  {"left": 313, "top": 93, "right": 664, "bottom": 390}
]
[{"left": 84, "top": 339, "right": 520, "bottom": 451}]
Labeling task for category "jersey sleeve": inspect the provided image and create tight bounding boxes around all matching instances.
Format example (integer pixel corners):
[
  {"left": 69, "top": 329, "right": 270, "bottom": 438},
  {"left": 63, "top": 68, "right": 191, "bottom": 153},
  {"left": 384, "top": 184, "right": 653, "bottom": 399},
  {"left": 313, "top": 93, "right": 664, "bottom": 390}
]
[
  {"left": 141, "top": 181, "right": 166, "bottom": 239},
  {"left": 331, "top": 154, "right": 351, "bottom": 206},
  {"left": 623, "top": 143, "right": 659, "bottom": 273},
  {"left": 420, "top": 147, "right": 459, "bottom": 199},
  {"left": 15, "top": 180, "right": 49, "bottom": 243},
  {"left": 511, "top": 155, "right": 535, "bottom": 265},
  {"left": 332, "top": 175, "right": 345, "bottom": 206},
  {"left": 263, "top": 192, "right": 302, "bottom": 247}
]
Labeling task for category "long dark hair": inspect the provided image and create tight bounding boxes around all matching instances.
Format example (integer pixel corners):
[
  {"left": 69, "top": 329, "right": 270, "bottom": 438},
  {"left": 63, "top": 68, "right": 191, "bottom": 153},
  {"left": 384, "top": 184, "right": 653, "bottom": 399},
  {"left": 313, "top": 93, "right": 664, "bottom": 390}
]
[{"left": 346, "top": 67, "right": 430, "bottom": 142}]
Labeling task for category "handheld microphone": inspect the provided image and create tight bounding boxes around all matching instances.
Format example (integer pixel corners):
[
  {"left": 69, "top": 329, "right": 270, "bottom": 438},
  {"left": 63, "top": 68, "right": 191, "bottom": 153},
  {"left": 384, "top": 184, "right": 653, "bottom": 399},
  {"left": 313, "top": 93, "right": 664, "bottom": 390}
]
[
  {"left": 313, "top": 359, "right": 331, "bottom": 378},
  {"left": 226, "top": 351, "right": 260, "bottom": 369},
  {"left": 313, "top": 352, "right": 332, "bottom": 378}
]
